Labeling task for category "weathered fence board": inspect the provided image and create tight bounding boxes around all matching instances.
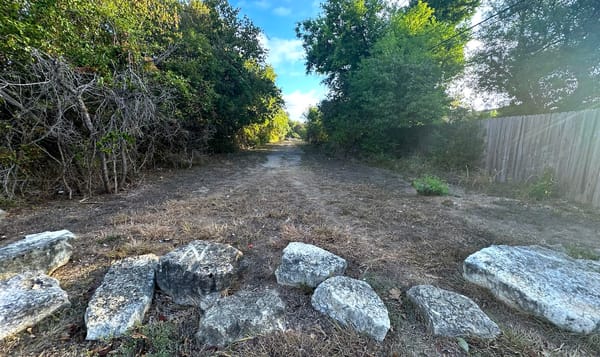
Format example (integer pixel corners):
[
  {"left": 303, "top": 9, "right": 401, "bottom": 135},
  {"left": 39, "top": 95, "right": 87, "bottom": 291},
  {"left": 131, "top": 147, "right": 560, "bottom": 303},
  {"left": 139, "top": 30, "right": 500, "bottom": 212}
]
[{"left": 483, "top": 109, "right": 600, "bottom": 207}]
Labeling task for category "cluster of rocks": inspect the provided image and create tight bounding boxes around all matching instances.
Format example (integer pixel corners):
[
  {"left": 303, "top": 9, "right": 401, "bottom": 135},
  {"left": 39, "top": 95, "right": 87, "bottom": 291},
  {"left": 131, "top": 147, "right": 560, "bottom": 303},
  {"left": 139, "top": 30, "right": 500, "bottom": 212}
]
[
  {"left": 275, "top": 242, "right": 390, "bottom": 341},
  {"left": 275, "top": 242, "right": 499, "bottom": 341},
  {"left": 0, "top": 230, "right": 75, "bottom": 340},
  {"left": 2, "top": 228, "right": 600, "bottom": 345}
]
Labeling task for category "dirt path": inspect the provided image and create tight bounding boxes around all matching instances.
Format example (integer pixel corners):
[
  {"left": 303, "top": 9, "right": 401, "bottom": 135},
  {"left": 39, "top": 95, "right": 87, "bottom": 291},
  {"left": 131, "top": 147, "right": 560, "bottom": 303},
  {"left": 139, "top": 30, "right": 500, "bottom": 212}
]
[{"left": 2, "top": 141, "right": 600, "bottom": 356}]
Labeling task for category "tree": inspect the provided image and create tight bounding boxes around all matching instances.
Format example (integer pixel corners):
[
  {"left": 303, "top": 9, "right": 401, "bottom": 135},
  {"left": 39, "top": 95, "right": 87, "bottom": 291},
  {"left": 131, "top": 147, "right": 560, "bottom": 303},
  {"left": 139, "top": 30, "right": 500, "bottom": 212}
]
[
  {"left": 473, "top": 0, "right": 600, "bottom": 114},
  {"left": 410, "top": 0, "right": 480, "bottom": 24},
  {"left": 296, "top": 0, "right": 388, "bottom": 96},
  {"left": 301, "top": 1, "right": 468, "bottom": 153},
  {"left": 162, "top": 0, "right": 281, "bottom": 152},
  {"left": 304, "top": 106, "right": 328, "bottom": 144},
  {"left": 0, "top": 0, "right": 287, "bottom": 198},
  {"left": 0, "top": 0, "right": 181, "bottom": 72}
]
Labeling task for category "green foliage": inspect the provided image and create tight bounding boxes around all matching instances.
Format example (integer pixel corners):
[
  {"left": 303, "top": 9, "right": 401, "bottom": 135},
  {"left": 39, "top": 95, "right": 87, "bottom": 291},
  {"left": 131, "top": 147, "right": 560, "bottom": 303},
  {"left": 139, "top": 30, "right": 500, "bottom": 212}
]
[
  {"left": 524, "top": 168, "right": 558, "bottom": 201},
  {"left": 410, "top": 0, "right": 480, "bottom": 24},
  {"left": 304, "top": 107, "right": 328, "bottom": 144},
  {"left": 296, "top": 0, "right": 388, "bottom": 94},
  {"left": 0, "top": 0, "right": 286, "bottom": 198},
  {"left": 425, "top": 119, "right": 485, "bottom": 171},
  {"left": 564, "top": 244, "right": 600, "bottom": 261},
  {"left": 115, "top": 322, "right": 177, "bottom": 357},
  {"left": 237, "top": 109, "right": 290, "bottom": 147},
  {"left": 473, "top": 0, "right": 600, "bottom": 114},
  {"left": 297, "top": 0, "right": 473, "bottom": 154},
  {"left": 288, "top": 120, "right": 307, "bottom": 140},
  {"left": 0, "top": 0, "right": 180, "bottom": 72},
  {"left": 412, "top": 175, "right": 449, "bottom": 196}
]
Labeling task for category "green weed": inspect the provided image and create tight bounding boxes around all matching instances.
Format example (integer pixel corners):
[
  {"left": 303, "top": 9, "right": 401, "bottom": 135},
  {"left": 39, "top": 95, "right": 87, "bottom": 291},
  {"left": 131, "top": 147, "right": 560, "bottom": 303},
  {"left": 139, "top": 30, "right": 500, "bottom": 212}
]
[
  {"left": 115, "top": 322, "right": 177, "bottom": 357},
  {"left": 412, "top": 175, "right": 449, "bottom": 196}
]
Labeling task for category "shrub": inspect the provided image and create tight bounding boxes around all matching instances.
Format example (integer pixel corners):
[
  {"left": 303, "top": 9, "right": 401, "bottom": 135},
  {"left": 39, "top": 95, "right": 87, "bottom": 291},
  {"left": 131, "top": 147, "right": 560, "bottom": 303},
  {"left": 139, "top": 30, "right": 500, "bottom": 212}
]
[
  {"left": 116, "top": 322, "right": 177, "bottom": 357},
  {"left": 425, "top": 120, "right": 485, "bottom": 171},
  {"left": 524, "top": 168, "right": 558, "bottom": 200},
  {"left": 412, "top": 175, "right": 449, "bottom": 196}
]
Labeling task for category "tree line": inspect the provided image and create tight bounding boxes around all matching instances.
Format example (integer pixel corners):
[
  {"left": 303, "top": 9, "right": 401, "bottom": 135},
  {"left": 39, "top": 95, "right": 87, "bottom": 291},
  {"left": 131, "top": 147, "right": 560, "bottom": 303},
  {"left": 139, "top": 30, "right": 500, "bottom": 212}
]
[
  {"left": 0, "top": 0, "right": 291, "bottom": 198},
  {"left": 300, "top": 0, "right": 599, "bottom": 158}
]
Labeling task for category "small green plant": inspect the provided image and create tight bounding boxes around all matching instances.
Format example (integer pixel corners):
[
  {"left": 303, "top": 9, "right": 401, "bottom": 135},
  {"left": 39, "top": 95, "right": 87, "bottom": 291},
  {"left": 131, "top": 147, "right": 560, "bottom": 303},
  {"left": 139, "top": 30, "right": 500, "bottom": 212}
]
[
  {"left": 115, "top": 322, "right": 177, "bottom": 357},
  {"left": 564, "top": 244, "right": 600, "bottom": 261},
  {"left": 524, "top": 168, "right": 558, "bottom": 200},
  {"left": 412, "top": 175, "right": 449, "bottom": 196}
]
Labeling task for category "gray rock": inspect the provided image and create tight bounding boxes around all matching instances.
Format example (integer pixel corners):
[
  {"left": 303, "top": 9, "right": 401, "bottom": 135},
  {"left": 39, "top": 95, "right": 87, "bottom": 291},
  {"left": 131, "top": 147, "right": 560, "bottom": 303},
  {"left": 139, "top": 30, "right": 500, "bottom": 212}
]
[
  {"left": 0, "top": 230, "right": 75, "bottom": 280},
  {"left": 0, "top": 272, "right": 70, "bottom": 340},
  {"left": 275, "top": 242, "right": 347, "bottom": 288},
  {"left": 311, "top": 276, "right": 390, "bottom": 341},
  {"left": 156, "top": 241, "right": 243, "bottom": 306},
  {"left": 197, "top": 289, "right": 286, "bottom": 347},
  {"left": 464, "top": 245, "right": 600, "bottom": 334},
  {"left": 85, "top": 254, "right": 159, "bottom": 340},
  {"left": 407, "top": 285, "right": 500, "bottom": 339},
  {"left": 0, "top": 209, "right": 5, "bottom": 221}
]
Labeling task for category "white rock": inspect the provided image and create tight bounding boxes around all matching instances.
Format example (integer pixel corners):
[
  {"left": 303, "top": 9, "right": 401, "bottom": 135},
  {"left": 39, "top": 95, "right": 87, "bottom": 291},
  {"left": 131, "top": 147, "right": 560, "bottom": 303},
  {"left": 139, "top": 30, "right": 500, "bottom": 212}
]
[
  {"left": 311, "top": 276, "right": 390, "bottom": 341},
  {"left": 0, "top": 272, "right": 70, "bottom": 340},
  {"left": 407, "top": 285, "right": 500, "bottom": 339},
  {"left": 276, "top": 242, "right": 347, "bottom": 288},
  {"left": 0, "top": 209, "right": 6, "bottom": 221},
  {"left": 197, "top": 289, "right": 286, "bottom": 347},
  {"left": 156, "top": 241, "right": 243, "bottom": 306},
  {"left": 85, "top": 254, "right": 159, "bottom": 340},
  {"left": 464, "top": 245, "right": 600, "bottom": 334},
  {"left": 0, "top": 230, "right": 75, "bottom": 280}
]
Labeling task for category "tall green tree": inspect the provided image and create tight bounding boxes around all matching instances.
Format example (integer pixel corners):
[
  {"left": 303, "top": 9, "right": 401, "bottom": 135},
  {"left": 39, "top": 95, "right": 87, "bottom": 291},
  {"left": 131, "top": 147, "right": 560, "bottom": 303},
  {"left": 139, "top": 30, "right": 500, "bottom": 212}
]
[
  {"left": 162, "top": 0, "right": 281, "bottom": 152},
  {"left": 296, "top": 0, "right": 388, "bottom": 96},
  {"left": 473, "top": 0, "right": 600, "bottom": 114},
  {"left": 297, "top": 0, "right": 473, "bottom": 153},
  {"left": 342, "top": 1, "right": 467, "bottom": 152}
]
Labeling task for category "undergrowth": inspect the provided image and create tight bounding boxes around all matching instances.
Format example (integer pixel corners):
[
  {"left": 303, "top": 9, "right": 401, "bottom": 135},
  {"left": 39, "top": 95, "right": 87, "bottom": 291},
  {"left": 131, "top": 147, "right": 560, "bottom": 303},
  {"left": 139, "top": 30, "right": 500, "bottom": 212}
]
[
  {"left": 412, "top": 175, "right": 449, "bottom": 196},
  {"left": 115, "top": 322, "right": 178, "bottom": 357}
]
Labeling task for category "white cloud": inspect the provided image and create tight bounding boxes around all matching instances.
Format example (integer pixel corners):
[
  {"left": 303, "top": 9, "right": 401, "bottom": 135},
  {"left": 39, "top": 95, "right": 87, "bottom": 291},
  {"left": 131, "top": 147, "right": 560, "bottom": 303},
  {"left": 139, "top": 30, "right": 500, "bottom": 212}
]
[
  {"left": 273, "top": 6, "right": 292, "bottom": 16},
  {"left": 259, "top": 34, "right": 305, "bottom": 66},
  {"left": 284, "top": 90, "right": 325, "bottom": 122},
  {"left": 252, "top": 0, "right": 270, "bottom": 9}
]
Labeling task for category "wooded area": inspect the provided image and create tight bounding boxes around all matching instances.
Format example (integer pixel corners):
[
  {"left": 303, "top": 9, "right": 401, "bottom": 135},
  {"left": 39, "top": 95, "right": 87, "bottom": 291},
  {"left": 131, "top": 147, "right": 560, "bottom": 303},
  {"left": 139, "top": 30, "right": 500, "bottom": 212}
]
[
  {"left": 484, "top": 109, "right": 600, "bottom": 207},
  {"left": 0, "top": 0, "right": 302, "bottom": 199}
]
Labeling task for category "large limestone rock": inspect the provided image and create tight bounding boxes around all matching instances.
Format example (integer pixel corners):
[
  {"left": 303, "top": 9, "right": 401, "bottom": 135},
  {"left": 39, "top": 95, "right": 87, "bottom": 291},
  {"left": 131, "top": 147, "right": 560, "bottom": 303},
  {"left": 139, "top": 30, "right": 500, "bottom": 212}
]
[
  {"left": 0, "top": 272, "right": 70, "bottom": 340},
  {"left": 156, "top": 241, "right": 243, "bottom": 306},
  {"left": 464, "top": 245, "right": 600, "bottom": 334},
  {"left": 85, "top": 254, "right": 159, "bottom": 340},
  {"left": 197, "top": 289, "right": 286, "bottom": 347},
  {"left": 0, "top": 230, "right": 75, "bottom": 280},
  {"left": 275, "top": 242, "right": 347, "bottom": 288},
  {"left": 311, "top": 276, "right": 390, "bottom": 341},
  {"left": 407, "top": 285, "right": 500, "bottom": 339}
]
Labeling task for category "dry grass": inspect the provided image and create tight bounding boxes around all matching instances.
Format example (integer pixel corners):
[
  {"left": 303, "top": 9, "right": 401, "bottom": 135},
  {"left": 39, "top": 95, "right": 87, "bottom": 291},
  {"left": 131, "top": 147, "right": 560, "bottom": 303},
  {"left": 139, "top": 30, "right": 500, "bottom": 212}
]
[{"left": 1, "top": 142, "right": 599, "bottom": 356}]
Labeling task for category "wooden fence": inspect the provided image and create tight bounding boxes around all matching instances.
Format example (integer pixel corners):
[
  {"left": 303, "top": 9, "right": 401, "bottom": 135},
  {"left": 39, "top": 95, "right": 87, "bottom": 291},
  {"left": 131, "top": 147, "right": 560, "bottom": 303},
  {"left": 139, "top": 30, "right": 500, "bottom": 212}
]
[{"left": 482, "top": 109, "right": 600, "bottom": 207}]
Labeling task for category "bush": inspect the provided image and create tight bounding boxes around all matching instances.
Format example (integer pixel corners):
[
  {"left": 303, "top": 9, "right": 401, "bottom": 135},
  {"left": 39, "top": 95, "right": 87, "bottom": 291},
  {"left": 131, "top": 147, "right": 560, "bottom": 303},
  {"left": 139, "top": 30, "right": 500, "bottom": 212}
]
[
  {"left": 524, "top": 168, "right": 558, "bottom": 200},
  {"left": 424, "top": 120, "right": 485, "bottom": 171},
  {"left": 412, "top": 175, "right": 449, "bottom": 196}
]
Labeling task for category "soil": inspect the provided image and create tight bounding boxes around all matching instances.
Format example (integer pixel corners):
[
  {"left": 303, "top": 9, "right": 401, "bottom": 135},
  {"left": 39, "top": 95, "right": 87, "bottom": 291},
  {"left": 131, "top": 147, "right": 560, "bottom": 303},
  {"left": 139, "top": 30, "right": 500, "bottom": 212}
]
[{"left": 1, "top": 141, "right": 600, "bottom": 356}]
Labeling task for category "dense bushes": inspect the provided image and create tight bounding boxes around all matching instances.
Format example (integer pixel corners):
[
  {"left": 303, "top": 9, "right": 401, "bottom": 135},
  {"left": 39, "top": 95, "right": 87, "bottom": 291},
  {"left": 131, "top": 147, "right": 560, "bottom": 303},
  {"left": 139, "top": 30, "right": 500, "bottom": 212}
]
[{"left": 0, "top": 0, "right": 285, "bottom": 198}]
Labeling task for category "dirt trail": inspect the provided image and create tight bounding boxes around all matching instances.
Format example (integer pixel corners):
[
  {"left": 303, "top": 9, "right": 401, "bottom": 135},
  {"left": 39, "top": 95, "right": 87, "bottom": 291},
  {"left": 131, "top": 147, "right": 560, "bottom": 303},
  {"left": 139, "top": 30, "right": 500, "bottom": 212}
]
[{"left": 1, "top": 141, "right": 600, "bottom": 356}]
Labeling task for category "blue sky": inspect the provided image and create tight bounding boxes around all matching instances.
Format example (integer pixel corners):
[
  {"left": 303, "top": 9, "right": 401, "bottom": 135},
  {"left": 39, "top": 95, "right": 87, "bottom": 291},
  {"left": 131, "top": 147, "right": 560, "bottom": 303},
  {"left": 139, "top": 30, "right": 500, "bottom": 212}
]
[{"left": 233, "top": 0, "right": 327, "bottom": 122}]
